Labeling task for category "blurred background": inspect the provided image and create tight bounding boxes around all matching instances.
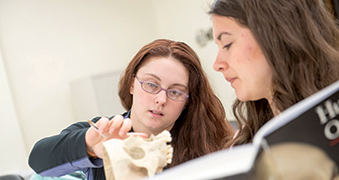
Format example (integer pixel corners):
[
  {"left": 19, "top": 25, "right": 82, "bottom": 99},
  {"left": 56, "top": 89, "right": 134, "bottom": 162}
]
[{"left": 0, "top": 0, "right": 236, "bottom": 177}]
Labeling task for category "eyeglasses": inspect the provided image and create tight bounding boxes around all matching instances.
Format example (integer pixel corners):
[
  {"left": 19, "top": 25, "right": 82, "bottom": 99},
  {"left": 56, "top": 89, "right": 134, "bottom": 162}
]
[{"left": 135, "top": 76, "right": 189, "bottom": 102}]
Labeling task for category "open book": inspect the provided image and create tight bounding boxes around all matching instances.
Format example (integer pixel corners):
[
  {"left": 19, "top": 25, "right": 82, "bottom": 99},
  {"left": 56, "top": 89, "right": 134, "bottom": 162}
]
[{"left": 145, "top": 80, "right": 339, "bottom": 180}]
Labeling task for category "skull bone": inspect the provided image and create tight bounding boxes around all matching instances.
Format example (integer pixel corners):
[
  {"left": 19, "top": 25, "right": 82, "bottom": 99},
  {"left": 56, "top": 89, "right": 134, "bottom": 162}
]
[{"left": 103, "top": 130, "right": 173, "bottom": 180}]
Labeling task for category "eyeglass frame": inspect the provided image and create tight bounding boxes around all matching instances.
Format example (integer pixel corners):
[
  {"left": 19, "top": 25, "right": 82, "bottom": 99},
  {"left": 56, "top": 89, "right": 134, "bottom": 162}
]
[{"left": 134, "top": 76, "right": 189, "bottom": 102}]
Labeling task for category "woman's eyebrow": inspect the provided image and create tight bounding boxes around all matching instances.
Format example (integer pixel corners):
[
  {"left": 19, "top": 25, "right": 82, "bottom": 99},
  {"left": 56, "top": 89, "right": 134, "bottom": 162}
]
[
  {"left": 144, "top": 73, "right": 161, "bottom": 81},
  {"left": 145, "top": 73, "right": 188, "bottom": 90},
  {"left": 171, "top": 83, "right": 188, "bottom": 90},
  {"left": 217, "top": 32, "right": 232, "bottom": 41}
]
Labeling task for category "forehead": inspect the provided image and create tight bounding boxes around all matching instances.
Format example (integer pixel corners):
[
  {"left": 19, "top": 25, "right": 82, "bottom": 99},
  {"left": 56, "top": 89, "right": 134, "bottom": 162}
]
[
  {"left": 137, "top": 56, "right": 189, "bottom": 85},
  {"left": 212, "top": 15, "right": 245, "bottom": 39}
]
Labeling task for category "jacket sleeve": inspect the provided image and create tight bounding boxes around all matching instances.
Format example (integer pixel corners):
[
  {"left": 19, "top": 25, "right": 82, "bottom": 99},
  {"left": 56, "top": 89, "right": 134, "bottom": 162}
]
[{"left": 28, "top": 118, "right": 103, "bottom": 177}]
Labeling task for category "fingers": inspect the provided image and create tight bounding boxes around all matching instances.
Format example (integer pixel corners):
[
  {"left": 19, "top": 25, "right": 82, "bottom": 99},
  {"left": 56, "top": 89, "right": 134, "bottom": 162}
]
[
  {"left": 109, "top": 115, "right": 124, "bottom": 134},
  {"left": 119, "top": 118, "right": 132, "bottom": 137},
  {"left": 95, "top": 117, "right": 110, "bottom": 136},
  {"left": 95, "top": 115, "right": 133, "bottom": 139},
  {"left": 85, "top": 115, "right": 133, "bottom": 159},
  {"left": 107, "top": 115, "right": 133, "bottom": 138}
]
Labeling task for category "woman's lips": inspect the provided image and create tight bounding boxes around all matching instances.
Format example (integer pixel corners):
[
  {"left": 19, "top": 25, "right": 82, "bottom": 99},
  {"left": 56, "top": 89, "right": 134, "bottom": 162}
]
[
  {"left": 149, "top": 110, "right": 164, "bottom": 117},
  {"left": 225, "top": 78, "right": 237, "bottom": 87},
  {"left": 226, "top": 78, "right": 236, "bottom": 83}
]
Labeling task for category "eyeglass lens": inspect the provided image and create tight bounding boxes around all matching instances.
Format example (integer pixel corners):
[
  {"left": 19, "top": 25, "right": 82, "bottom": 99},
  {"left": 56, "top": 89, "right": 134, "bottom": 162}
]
[{"left": 136, "top": 76, "right": 188, "bottom": 101}]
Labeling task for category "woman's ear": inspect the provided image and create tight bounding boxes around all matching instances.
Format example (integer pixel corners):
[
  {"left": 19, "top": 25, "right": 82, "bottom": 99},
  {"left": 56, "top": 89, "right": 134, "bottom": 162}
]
[{"left": 130, "top": 77, "right": 135, "bottom": 95}]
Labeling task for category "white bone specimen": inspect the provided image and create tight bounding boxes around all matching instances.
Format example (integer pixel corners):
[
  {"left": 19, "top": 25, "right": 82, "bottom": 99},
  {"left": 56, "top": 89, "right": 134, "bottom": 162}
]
[{"left": 102, "top": 130, "right": 173, "bottom": 180}]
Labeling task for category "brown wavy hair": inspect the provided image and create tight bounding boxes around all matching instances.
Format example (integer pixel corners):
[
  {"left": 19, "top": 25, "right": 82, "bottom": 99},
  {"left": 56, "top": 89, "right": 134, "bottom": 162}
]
[
  {"left": 118, "top": 39, "right": 234, "bottom": 167},
  {"left": 209, "top": 0, "right": 339, "bottom": 147}
]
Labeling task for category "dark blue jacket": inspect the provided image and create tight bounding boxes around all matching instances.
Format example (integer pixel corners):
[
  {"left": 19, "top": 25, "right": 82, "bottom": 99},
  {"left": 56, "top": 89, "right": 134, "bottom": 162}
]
[{"left": 28, "top": 112, "right": 130, "bottom": 180}]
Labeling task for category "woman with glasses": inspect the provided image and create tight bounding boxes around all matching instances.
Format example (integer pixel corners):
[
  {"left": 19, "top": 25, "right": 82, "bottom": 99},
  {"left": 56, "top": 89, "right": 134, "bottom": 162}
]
[{"left": 29, "top": 39, "right": 235, "bottom": 180}]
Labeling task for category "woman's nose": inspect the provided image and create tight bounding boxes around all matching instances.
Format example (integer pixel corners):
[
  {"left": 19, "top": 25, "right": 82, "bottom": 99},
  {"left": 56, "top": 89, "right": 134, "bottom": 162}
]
[
  {"left": 213, "top": 51, "right": 228, "bottom": 72},
  {"left": 154, "top": 90, "right": 167, "bottom": 105}
]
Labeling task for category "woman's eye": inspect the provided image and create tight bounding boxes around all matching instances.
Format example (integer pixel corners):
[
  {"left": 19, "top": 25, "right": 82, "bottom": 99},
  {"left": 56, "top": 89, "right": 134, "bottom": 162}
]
[
  {"left": 223, "top": 43, "right": 233, "bottom": 50},
  {"left": 147, "top": 82, "right": 158, "bottom": 88},
  {"left": 169, "top": 90, "right": 182, "bottom": 96}
]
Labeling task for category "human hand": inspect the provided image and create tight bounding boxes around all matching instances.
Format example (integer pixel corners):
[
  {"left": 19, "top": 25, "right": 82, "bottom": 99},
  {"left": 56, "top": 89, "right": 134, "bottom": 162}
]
[{"left": 85, "top": 115, "right": 147, "bottom": 158}]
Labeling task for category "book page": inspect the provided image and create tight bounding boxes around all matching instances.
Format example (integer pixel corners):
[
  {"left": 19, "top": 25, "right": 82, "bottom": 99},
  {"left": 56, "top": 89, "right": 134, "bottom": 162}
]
[{"left": 146, "top": 143, "right": 259, "bottom": 180}]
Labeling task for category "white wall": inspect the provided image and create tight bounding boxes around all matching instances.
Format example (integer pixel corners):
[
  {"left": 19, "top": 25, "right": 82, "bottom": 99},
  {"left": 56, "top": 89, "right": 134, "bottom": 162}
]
[
  {"left": 0, "top": 47, "right": 29, "bottom": 176},
  {"left": 151, "top": 0, "right": 236, "bottom": 119},
  {"left": 0, "top": 0, "right": 236, "bottom": 176}
]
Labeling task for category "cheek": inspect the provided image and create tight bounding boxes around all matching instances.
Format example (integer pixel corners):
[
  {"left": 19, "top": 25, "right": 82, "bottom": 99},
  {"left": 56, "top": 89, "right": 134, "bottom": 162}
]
[
  {"left": 133, "top": 88, "right": 150, "bottom": 105},
  {"left": 251, "top": 45, "right": 265, "bottom": 62},
  {"left": 235, "top": 43, "right": 264, "bottom": 68},
  {"left": 245, "top": 34, "right": 264, "bottom": 61},
  {"left": 167, "top": 102, "right": 186, "bottom": 117},
  {"left": 241, "top": 45, "right": 255, "bottom": 62}
]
